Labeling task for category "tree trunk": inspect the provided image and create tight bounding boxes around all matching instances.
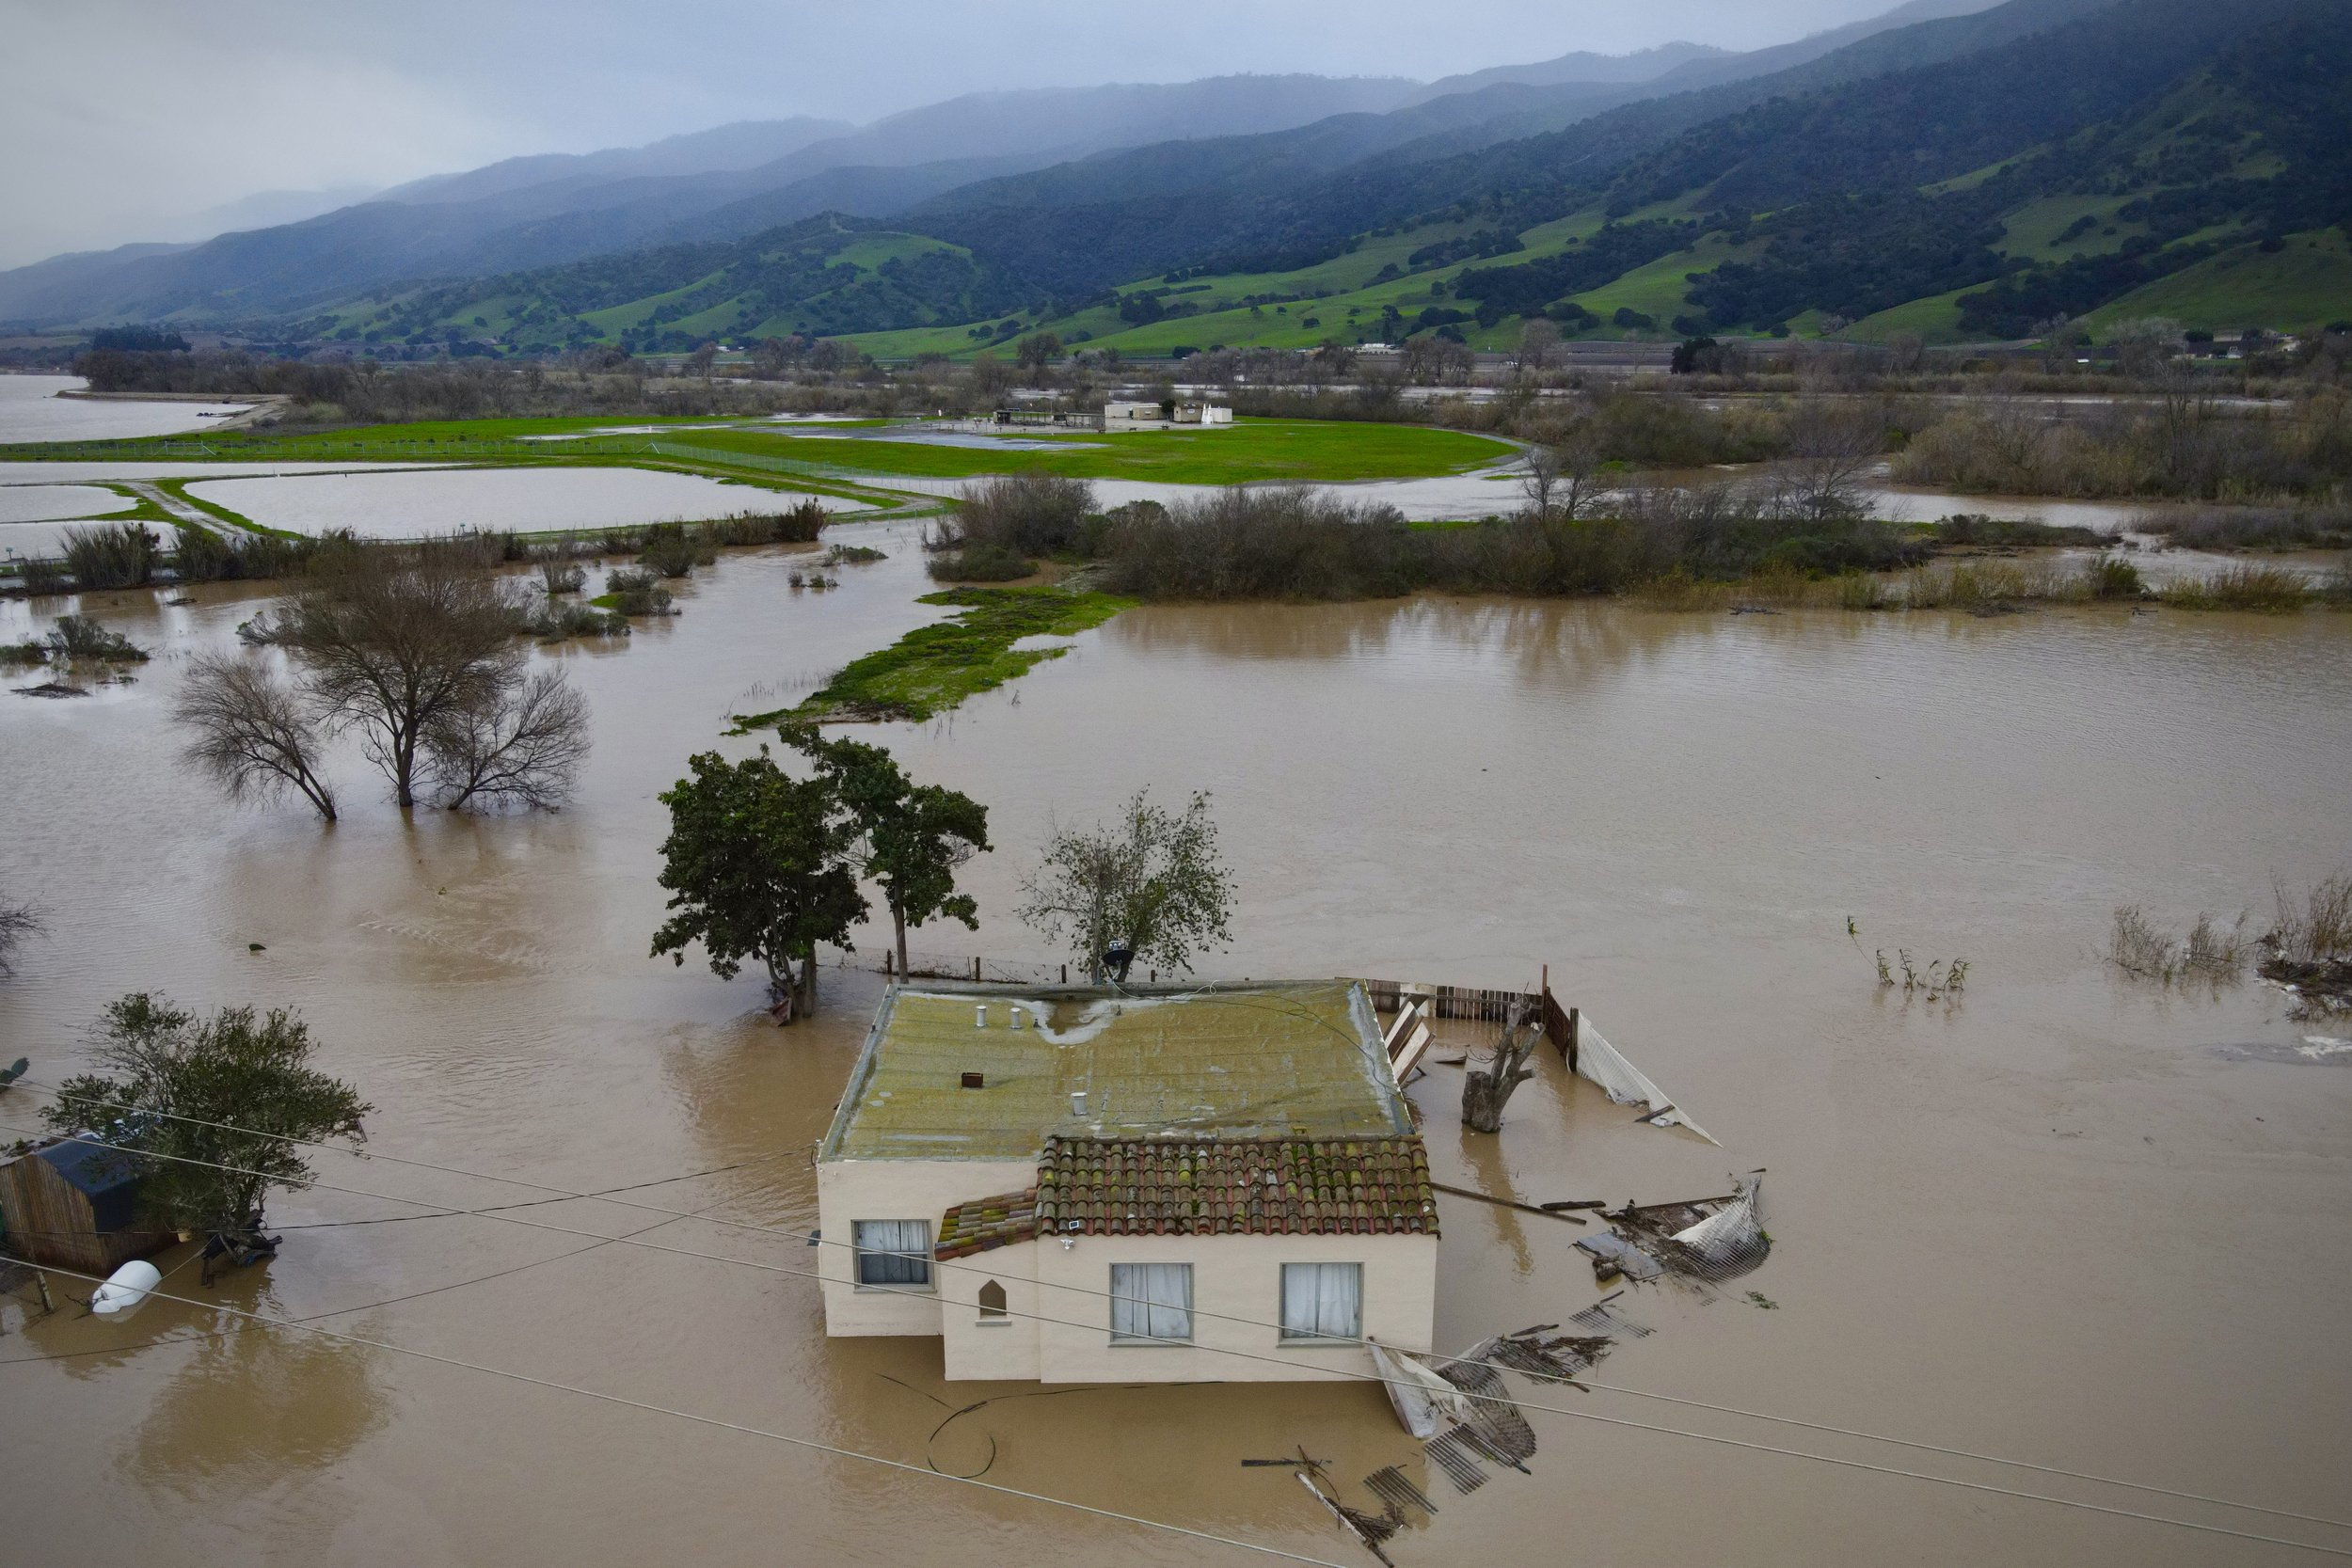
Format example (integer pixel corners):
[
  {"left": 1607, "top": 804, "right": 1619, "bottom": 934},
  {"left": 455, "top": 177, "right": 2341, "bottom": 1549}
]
[
  {"left": 893, "top": 904, "right": 908, "bottom": 984},
  {"left": 797, "top": 944, "right": 818, "bottom": 1017},
  {"left": 1462, "top": 1005, "right": 1543, "bottom": 1134}
]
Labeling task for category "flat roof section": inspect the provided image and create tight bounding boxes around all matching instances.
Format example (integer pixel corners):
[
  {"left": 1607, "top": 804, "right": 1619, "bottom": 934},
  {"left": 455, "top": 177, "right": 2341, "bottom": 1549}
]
[{"left": 821, "top": 980, "right": 1409, "bottom": 1162}]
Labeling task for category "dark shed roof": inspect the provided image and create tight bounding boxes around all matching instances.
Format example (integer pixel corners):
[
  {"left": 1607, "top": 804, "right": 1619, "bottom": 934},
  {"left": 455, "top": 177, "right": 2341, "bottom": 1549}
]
[{"left": 39, "top": 1135, "right": 147, "bottom": 1233}]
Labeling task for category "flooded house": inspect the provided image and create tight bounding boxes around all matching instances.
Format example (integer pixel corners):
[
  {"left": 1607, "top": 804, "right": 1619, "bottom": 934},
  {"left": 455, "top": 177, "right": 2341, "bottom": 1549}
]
[{"left": 814, "top": 980, "right": 1438, "bottom": 1382}]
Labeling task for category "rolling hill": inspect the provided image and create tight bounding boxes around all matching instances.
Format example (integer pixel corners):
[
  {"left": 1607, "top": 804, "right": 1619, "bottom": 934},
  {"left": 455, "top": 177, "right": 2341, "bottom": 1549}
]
[{"left": 7, "top": 0, "right": 2344, "bottom": 349}]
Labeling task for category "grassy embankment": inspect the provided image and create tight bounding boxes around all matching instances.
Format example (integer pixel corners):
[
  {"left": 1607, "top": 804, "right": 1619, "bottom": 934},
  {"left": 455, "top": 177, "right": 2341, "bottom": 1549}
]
[{"left": 730, "top": 586, "right": 1132, "bottom": 728}]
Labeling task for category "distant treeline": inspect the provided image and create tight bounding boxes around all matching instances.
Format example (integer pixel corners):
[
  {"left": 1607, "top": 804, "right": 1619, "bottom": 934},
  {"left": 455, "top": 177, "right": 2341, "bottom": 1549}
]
[{"left": 72, "top": 350, "right": 816, "bottom": 424}]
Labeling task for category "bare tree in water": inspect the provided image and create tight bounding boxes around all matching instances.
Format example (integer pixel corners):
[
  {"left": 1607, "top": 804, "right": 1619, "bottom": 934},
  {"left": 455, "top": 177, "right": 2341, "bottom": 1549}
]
[
  {"left": 0, "top": 895, "right": 42, "bottom": 977},
  {"left": 176, "top": 654, "right": 339, "bottom": 820},
  {"left": 196, "top": 540, "right": 588, "bottom": 814},
  {"left": 1461, "top": 1003, "right": 1544, "bottom": 1133}
]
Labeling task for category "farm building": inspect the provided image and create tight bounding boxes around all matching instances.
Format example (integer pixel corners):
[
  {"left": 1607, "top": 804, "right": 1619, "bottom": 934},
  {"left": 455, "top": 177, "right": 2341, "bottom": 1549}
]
[
  {"left": 0, "top": 1133, "right": 171, "bottom": 1274},
  {"left": 814, "top": 980, "right": 1438, "bottom": 1382},
  {"left": 1103, "top": 399, "right": 1232, "bottom": 428}
]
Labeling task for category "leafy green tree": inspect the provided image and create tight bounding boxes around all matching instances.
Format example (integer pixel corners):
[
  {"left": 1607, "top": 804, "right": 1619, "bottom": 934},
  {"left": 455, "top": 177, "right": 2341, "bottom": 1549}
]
[
  {"left": 650, "top": 747, "right": 866, "bottom": 1020},
  {"left": 43, "top": 993, "right": 370, "bottom": 1242},
  {"left": 1017, "top": 789, "right": 1234, "bottom": 983},
  {"left": 1015, "top": 331, "right": 1063, "bottom": 374},
  {"left": 786, "top": 729, "right": 991, "bottom": 977}
]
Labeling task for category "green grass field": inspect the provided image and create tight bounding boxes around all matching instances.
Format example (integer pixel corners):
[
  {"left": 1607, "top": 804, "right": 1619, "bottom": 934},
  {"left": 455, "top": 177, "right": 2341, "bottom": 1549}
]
[
  {"left": 2088, "top": 230, "right": 2352, "bottom": 332},
  {"left": 3, "top": 415, "right": 1511, "bottom": 497},
  {"left": 675, "top": 417, "right": 1514, "bottom": 483}
]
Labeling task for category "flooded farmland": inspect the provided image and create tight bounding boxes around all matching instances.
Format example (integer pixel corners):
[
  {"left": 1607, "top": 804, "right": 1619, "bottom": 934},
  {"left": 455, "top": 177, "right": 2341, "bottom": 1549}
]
[
  {"left": 184, "top": 466, "right": 872, "bottom": 539},
  {"left": 2, "top": 524, "right": 2349, "bottom": 1567}
]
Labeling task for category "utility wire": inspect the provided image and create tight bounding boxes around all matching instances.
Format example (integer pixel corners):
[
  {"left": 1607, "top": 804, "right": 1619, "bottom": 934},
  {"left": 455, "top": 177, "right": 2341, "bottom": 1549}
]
[
  {"left": 7, "top": 1112, "right": 2347, "bottom": 1559},
  {"left": 12, "top": 1258, "right": 1348, "bottom": 1568},
  {"left": 19, "top": 1078, "right": 2348, "bottom": 1533}
]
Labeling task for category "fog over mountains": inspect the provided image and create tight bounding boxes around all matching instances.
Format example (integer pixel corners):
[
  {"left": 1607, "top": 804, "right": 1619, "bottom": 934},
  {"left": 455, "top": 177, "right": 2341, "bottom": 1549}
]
[{"left": 0, "top": 3, "right": 2001, "bottom": 325}]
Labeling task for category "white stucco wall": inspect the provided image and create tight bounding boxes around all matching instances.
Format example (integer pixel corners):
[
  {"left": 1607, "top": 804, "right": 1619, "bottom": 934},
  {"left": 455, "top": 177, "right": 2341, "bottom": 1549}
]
[
  {"left": 937, "top": 1228, "right": 1437, "bottom": 1383},
  {"left": 815, "top": 1158, "right": 1037, "bottom": 1337}
]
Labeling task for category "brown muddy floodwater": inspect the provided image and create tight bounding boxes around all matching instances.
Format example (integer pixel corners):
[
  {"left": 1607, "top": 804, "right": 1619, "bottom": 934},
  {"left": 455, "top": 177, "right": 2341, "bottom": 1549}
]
[{"left": 3, "top": 519, "right": 2349, "bottom": 1566}]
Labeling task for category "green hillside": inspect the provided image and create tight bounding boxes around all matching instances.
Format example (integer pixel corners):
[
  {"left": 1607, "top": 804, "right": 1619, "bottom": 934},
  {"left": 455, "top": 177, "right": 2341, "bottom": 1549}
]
[
  {"left": 2086, "top": 230, "right": 2352, "bottom": 331},
  {"left": 267, "top": 1, "right": 2352, "bottom": 361}
]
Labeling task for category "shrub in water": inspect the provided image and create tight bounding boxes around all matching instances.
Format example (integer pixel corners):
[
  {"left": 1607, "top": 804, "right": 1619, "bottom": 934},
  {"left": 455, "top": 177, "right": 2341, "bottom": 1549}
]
[
  {"left": 602, "top": 567, "right": 675, "bottom": 616},
  {"left": 46, "top": 613, "right": 150, "bottom": 663},
  {"left": 61, "top": 521, "right": 159, "bottom": 589}
]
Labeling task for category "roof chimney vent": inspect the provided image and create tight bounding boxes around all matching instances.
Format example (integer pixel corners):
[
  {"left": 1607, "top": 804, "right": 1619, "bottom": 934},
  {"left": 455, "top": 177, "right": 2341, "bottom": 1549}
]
[
  {"left": 974, "top": 1005, "right": 988, "bottom": 1028},
  {"left": 1071, "top": 1091, "right": 1088, "bottom": 1117},
  {"left": 960, "top": 1071, "right": 985, "bottom": 1090}
]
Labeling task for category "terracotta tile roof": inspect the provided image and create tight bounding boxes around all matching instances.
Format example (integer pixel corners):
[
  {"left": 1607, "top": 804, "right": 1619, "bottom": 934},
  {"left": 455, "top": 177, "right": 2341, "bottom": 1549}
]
[
  {"left": 935, "top": 1188, "right": 1040, "bottom": 1259},
  {"left": 1033, "top": 1136, "right": 1438, "bottom": 1239}
]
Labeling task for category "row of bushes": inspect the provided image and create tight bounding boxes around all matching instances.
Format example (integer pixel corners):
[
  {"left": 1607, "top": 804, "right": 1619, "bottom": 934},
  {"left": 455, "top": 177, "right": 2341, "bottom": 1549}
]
[
  {"left": 13, "top": 501, "right": 835, "bottom": 595},
  {"left": 930, "top": 474, "right": 2351, "bottom": 611}
]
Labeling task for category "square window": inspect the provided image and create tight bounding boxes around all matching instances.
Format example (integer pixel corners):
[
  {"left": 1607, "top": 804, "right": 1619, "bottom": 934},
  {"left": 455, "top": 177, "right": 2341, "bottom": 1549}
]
[
  {"left": 1280, "top": 1262, "right": 1362, "bottom": 1341},
  {"left": 1109, "top": 1262, "right": 1193, "bottom": 1343},
  {"left": 853, "top": 1219, "right": 932, "bottom": 1288}
]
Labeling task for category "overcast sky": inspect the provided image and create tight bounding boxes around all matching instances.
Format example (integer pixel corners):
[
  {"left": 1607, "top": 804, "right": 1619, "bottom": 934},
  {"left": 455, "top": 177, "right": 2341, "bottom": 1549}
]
[{"left": 4, "top": 0, "right": 1932, "bottom": 268}]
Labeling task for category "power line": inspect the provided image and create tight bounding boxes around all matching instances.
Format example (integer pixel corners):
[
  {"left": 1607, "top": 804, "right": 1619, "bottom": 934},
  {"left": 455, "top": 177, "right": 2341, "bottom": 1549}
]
[
  {"left": 7, "top": 1112, "right": 2347, "bottom": 1558},
  {"left": 12, "top": 1259, "right": 1348, "bottom": 1568},
  {"left": 20, "top": 1076, "right": 2348, "bottom": 1532}
]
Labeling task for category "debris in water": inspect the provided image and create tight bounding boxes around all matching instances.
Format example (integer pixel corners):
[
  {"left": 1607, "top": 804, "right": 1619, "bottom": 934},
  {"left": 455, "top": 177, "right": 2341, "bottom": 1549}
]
[
  {"left": 1465, "top": 1323, "right": 1616, "bottom": 1383},
  {"left": 1436, "top": 1355, "right": 1537, "bottom": 1469},
  {"left": 1368, "top": 1337, "right": 1477, "bottom": 1439},
  {"left": 1575, "top": 1228, "right": 1664, "bottom": 1282},
  {"left": 12, "top": 681, "right": 89, "bottom": 699},
  {"left": 1422, "top": 1431, "right": 1488, "bottom": 1495},
  {"left": 1747, "top": 1291, "right": 1781, "bottom": 1309},
  {"left": 2218, "top": 1035, "right": 2352, "bottom": 1064},
  {"left": 1570, "top": 1019, "right": 1717, "bottom": 1143},
  {"left": 1597, "top": 1176, "right": 1772, "bottom": 1283},
  {"left": 1363, "top": 1465, "right": 1438, "bottom": 1518},
  {"left": 1567, "top": 1295, "right": 1654, "bottom": 1339},
  {"left": 1295, "top": 1468, "right": 1401, "bottom": 1566}
]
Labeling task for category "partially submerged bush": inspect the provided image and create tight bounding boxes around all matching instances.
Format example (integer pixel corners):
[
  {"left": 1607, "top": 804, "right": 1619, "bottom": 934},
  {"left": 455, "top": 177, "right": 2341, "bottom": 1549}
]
[
  {"left": 640, "top": 523, "right": 716, "bottom": 578},
  {"left": 2157, "top": 564, "right": 2312, "bottom": 611},
  {"left": 538, "top": 553, "right": 588, "bottom": 594},
  {"left": 2137, "top": 506, "right": 2352, "bottom": 552},
  {"left": 822, "top": 543, "right": 886, "bottom": 565},
  {"left": 46, "top": 613, "right": 149, "bottom": 663},
  {"left": 1, "top": 639, "right": 46, "bottom": 668},
  {"left": 525, "top": 599, "right": 628, "bottom": 641},
  {"left": 61, "top": 521, "right": 159, "bottom": 589},
  {"left": 935, "top": 471, "right": 1097, "bottom": 559},
  {"left": 928, "top": 541, "right": 1033, "bottom": 581},
  {"left": 600, "top": 567, "right": 675, "bottom": 616},
  {"left": 168, "top": 523, "right": 322, "bottom": 584}
]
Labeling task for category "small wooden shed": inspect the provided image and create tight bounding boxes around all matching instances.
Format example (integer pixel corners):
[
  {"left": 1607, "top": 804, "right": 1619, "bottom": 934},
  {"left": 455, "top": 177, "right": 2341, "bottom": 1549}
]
[{"left": 0, "top": 1134, "right": 171, "bottom": 1274}]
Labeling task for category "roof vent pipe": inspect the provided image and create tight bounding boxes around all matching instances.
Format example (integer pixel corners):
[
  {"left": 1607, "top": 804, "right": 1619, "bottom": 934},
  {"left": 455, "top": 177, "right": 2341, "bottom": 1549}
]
[
  {"left": 975, "top": 1005, "right": 987, "bottom": 1028},
  {"left": 1071, "top": 1091, "right": 1088, "bottom": 1117}
]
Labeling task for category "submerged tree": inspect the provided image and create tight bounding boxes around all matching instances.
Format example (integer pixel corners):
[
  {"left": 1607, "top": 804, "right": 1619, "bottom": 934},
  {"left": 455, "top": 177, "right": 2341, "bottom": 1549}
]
[
  {"left": 422, "top": 670, "right": 590, "bottom": 810},
  {"left": 196, "top": 540, "right": 588, "bottom": 814},
  {"left": 787, "top": 728, "right": 992, "bottom": 978},
  {"left": 1461, "top": 1002, "right": 1544, "bottom": 1134},
  {"left": 1017, "top": 789, "right": 1234, "bottom": 984},
  {"left": 43, "top": 993, "right": 370, "bottom": 1248},
  {"left": 650, "top": 747, "right": 866, "bottom": 1021},
  {"left": 0, "top": 895, "right": 42, "bottom": 977},
  {"left": 253, "top": 540, "right": 524, "bottom": 809},
  {"left": 175, "top": 654, "right": 339, "bottom": 821}
]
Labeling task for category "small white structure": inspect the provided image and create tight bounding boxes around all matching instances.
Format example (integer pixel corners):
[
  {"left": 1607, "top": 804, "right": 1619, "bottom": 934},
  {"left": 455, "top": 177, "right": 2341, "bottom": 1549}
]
[
  {"left": 815, "top": 981, "right": 1439, "bottom": 1382},
  {"left": 1103, "top": 399, "right": 1233, "bottom": 429}
]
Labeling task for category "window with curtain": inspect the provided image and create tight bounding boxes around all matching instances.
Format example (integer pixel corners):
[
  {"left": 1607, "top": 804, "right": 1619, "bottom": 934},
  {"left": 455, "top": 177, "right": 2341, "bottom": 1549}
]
[
  {"left": 1108, "top": 1262, "right": 1193, "bottom": 1343},
  {"left": 1280, "top": 1262, "right": 1362, "bottom": 1341},
  {"left": 852, "top": 1219, "right": 932, "bottom": 1288}
]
